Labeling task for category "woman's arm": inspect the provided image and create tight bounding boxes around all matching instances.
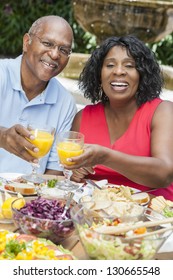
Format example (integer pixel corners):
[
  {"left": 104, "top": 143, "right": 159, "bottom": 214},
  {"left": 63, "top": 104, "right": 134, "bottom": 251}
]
[
  {"left": 66, "top": 101, "right": 173, "bottom": 188},
  {"left": 71, "top": 110, "right": 83, "bottom": 131}
]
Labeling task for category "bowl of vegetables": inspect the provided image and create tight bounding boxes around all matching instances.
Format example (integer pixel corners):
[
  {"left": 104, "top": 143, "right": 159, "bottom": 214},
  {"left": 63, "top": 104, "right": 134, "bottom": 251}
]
[
  {"left": 70, "top": 202, "right": 173, "bottom": 260},
  {"left": 12, "top": 196, "right": 75, "bottom": 244},
  {"left": 36, "top": 178, "right": 67, "bottom": 200}
]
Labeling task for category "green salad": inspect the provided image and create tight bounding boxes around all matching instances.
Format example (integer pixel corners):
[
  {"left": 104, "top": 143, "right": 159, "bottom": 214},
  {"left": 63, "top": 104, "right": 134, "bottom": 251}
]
[
  {"left": 77, "top": 219, "right": 163, "bottom": 260},
  {"left": 163, "top": 206, "right": 173, "bottom": 217}
]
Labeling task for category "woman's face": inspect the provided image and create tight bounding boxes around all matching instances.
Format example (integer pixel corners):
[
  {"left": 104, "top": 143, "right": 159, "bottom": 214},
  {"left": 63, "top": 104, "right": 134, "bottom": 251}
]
[{"left": 101, "top": 45, "right": 140, "bottom": 104}]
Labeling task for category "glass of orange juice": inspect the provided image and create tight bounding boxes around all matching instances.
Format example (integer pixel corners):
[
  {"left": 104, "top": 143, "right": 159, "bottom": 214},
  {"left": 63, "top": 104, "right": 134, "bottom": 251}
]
[
  {"left": 56, "top": 131, "right": 84, "bottom": 191},
  {"left": 23, "top": 124, "right": 55, "bottom": 183}
]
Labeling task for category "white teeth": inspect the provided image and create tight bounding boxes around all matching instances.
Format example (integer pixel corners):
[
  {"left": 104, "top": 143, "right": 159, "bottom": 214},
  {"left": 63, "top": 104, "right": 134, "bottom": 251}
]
[
  {"left": 43, "top": 61, "right": 49, "bottom": 66},
  {"left": 111, "top": 82, "right": 128, "bottom": 86},
  {"left": 42, "top": 61, "right": 56, "bottom": 68}
]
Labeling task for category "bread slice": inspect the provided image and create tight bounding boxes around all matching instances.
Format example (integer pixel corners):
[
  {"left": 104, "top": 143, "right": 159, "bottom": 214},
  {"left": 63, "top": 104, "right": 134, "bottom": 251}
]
[
  {"left": 4, "top": 182, "right": 35, "bottom": 195},
  {"left": 131, "top": 192, "right": 150, "bottom": 205},
  {"left": 149, "top": 196, "right": 173, "bottom": 213}
]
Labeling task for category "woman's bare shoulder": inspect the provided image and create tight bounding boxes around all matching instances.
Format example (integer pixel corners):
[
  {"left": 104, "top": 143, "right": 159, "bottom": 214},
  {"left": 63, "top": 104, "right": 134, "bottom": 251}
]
[
  {"left": 152, "top": 100, "right": 173, "bottom": 127},
  {"left": 157, "top": 100, "right": 173, "bottom": 113},
  {"left": 71, "top": 109, "right": 83, "bottom": 131}
]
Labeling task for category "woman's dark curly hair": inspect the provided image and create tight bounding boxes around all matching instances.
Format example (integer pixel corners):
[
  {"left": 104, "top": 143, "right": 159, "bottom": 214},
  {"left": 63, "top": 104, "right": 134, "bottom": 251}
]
[{"left": 78, "top": 35, "right": 164, "bottom": 106}]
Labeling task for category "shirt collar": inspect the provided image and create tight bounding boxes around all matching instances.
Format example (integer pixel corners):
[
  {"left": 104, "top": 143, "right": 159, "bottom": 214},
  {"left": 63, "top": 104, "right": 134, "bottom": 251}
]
[
  {"left": 10, "top": 55, "right": 58, "bottom": 105},
  {"left": 10, "top": 55, "right": 23, "bottom": 92}
]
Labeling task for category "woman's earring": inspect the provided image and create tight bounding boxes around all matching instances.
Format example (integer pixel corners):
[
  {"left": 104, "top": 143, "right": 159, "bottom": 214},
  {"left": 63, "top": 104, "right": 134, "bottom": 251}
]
[
  {"left": 98, "top": 86, "right": 103, "bottom": 99},
  {"left": 99, "top": 86, "right": 109, "bottom": 103}
]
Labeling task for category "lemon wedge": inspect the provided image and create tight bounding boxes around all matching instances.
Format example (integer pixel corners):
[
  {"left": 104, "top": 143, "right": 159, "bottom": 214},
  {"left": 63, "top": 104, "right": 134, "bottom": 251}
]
[
  {"left": 12, "top": 198, "right": 25, "bottom": 210},
  {"left": 1, "top": 197, "right": 25, "bottom": 219},
  {"left": 1, "top": 197, "right": 17, "bottom": 219}
]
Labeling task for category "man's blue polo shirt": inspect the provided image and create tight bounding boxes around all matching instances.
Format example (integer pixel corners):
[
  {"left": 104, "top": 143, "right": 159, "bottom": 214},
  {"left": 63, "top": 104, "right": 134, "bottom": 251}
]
[{"left": 0, "top": 55, "right": 77, "bottom": 174}]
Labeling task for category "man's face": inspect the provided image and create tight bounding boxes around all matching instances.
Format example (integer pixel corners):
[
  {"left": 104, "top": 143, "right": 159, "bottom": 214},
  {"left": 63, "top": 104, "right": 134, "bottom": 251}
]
[{"left": 22, "top": 19, "right": 73, "bottom": 82}]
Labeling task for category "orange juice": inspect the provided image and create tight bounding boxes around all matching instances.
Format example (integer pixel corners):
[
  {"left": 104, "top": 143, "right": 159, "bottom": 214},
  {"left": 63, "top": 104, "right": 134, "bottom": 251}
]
[
  {"left": 57, "top": 141, "right": 83, "bottom": 165},
  {"left": 28, "top": 131, "right": 54, "bottom": 158}
]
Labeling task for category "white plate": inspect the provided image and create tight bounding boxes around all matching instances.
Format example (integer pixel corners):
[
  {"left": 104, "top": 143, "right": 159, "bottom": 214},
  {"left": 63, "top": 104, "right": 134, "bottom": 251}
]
[
  {"left": 0, "top": 218, "right": 13, "bottom": 224},
  {"left": 0, "top": 172, "right": 23, "bottom": 180},
  {"left": 100, "top": 182, "right": 139, "bottom": 193},
  {"left": 103, "top": 183, "right": 150, "bottom": 205},
  {"left": 73, "top": 181, "right": 142, "bottom": 204},
  {"left": 0, "top": 173, "right": 37, "bottom": 196}
]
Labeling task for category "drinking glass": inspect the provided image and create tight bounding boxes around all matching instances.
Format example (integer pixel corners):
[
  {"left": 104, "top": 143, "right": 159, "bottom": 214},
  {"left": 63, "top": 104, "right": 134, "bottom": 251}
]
[
  {"left": 56, "top": 131, "right": 84, "bottom": 191},
  {"left": 23, "top": 124, "right": 55, "bottom": 183}
]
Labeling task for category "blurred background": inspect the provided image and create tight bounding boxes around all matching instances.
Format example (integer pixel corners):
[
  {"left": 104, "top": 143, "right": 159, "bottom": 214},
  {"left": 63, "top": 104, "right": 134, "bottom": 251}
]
[
  {"left": 0, "top": 0, "right": 96, "bottom": 57},
  {"left": 0, "top": 0, "right": 173, "bottom": 104},
  {"left": 1, "top": 0, "right": 173, "bottom": 64}
]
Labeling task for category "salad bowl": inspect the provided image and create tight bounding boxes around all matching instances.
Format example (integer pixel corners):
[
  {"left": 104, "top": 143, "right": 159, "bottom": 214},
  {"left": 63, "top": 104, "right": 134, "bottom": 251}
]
[
  {"left": 70, "top": 203, "right": 173, "bottom": 260},
  {"left": 11, "top": 196, "right": 75, "bottom": 244}
]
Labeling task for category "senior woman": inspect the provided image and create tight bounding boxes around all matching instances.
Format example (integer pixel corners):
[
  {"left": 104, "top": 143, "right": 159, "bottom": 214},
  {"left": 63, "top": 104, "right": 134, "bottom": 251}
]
[{"left": 68, "top": 35, "right": 173, "bottom": 200}]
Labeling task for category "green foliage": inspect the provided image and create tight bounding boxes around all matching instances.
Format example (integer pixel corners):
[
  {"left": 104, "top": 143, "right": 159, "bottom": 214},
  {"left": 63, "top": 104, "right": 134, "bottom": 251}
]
[
  {"left": 0, "top": 0, "right": 96, "bottom": 57},
  {"left": 148, "top": 34, "right": 173, "bottom": 66},
  {"left": 0, "top": 0, "right": 173, "bottom": 66}
]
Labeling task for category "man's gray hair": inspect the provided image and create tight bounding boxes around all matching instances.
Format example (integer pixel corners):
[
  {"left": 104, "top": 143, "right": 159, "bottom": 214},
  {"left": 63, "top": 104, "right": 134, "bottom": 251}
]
[{"left": 28, "top": 15, "right": 70, "bottom": 35}]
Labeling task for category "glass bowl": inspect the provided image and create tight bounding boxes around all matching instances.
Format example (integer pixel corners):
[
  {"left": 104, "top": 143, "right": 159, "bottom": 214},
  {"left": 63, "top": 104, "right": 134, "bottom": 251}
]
[
  {"left": 70, "top": 203, "right": 173, "bottom": 260},
  {"left": 36, "top": 184, "right": 67, "bottom": 200},
  {"left": 11, "top": 196, "right": 75, "bottom": 244}
]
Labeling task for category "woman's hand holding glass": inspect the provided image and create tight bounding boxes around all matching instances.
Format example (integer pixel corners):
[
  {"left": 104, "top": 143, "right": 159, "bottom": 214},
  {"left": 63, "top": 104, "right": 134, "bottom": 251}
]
[
  {"left": 56, "top": 131, "right": 84, "bottom": 191},
  {"left": 63, "top": 144, "right": 103, "bottom": 168}
]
